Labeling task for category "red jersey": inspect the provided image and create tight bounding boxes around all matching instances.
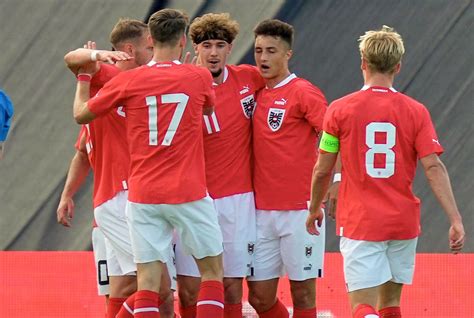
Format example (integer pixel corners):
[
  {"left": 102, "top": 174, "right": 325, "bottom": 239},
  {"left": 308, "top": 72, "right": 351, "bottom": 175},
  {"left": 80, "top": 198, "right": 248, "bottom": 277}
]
[
  {"left": 203, "top": 65, "right": 265, "bottom": 198},
  {"left": 74, "top": 63, "right": 129, "bottom": 208},
  {"left": 88, "top": 60, "right": 215, "bottom": 204},
  {"left": 253, "top": 74, "right": 328, "bottom": 210},
  {"left": 324, "top": 86, "right": 444, "bottom": 241}
]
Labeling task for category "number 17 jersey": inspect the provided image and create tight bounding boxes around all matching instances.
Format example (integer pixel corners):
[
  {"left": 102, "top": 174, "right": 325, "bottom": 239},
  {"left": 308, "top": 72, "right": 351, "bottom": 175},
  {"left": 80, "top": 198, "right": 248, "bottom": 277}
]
[{"left": 87, "top": 60, "right": 215, "bottom": 205}]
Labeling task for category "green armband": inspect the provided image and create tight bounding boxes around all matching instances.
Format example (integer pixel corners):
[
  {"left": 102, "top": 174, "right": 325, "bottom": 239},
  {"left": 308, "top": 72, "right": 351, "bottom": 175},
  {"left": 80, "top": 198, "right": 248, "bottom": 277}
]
[{"left": 319, "top": 131, "right": 340, "bottom": 153}]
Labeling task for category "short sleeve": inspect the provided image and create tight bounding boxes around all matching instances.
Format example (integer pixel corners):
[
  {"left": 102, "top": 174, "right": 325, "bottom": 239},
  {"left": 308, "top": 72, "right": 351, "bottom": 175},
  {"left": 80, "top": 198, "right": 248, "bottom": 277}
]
[
  {"left": 322, "top": 102, "right": 340, "bottom": 137},
  {"left": 88, "top": 74, "right": 127, "bottom": 117},
  {"left": 415, "top": 106, "right": 444, "bottom": 158},
  {"left": 298, "top": 84, "right": 328, "bottom": 132},
  {"left": 0, "top": 90, "right": 14, "bottom": 141},
  {"left": 74, "top": 126, "right": 86, "bottom": 151}
]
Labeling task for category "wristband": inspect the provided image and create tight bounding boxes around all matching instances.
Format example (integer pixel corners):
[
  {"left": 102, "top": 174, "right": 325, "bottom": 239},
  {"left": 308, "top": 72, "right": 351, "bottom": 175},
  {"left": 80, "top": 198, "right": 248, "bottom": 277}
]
[
  {"left": 333, "top": 172, "right": 341, "bottom": 183},
  {"left": 77, "top": 73, "right": 92, "bottom": 82},
  {"left": 90, "top": 50, "right": 99, "bottom": 62}
]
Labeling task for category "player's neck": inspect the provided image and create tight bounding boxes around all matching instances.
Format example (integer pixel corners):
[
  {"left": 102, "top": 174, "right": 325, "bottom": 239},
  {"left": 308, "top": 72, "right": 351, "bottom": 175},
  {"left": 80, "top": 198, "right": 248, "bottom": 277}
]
[
  {"left": 152, "top": 46, "right": 182, "bottom": 63},
  {"left": 265, "top": 70, "right": 291, "bottom": 89},
  {"left": 363, "top": 71, "right": 395, "bottom": 88}
]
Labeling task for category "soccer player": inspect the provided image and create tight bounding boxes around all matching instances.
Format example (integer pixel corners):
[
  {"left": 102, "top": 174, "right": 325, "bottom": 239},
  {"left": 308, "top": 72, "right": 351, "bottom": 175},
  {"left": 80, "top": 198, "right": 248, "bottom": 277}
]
[
  {"left": 58, "top": 19, "right": 175, "bottom": 318},
  {"left": 174, "top": 12, "right": 265, "bottom": 318},
  {"left": 248, "top": 19, "right": 328, "bottom": 318},
  {"left": 306, "top": 26, "right": 465, "bottom": 318},
  {"left": 0, "top": 89, "right": 14, "bottom": 159},
  {"left": 72, "top": 9, "right": 225, "bottom": 318}
]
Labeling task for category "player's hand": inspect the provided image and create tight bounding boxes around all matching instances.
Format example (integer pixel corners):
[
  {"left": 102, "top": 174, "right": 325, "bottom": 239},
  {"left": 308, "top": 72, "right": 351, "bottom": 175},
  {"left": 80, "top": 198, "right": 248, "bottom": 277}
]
[
  {"left": 181, "top": 51, "right": 192, "bottom": 64},
  {"left": 449, "top": 221, "right": 465, "bottom": 254},
  {"left": 306, "top": 205, "right": 324, "bottom": 235},
  {"left": 57, "top": 197, "right": 75, "bottom": 227},
  {"left": 324, "top": 181, "right": 339, "bottom": 220},
  {"left": 84, "top": 41, "right": 131, "bottom": 64},
  {"left": 190, "top": 53, "right": 203, "bottom": 67}
]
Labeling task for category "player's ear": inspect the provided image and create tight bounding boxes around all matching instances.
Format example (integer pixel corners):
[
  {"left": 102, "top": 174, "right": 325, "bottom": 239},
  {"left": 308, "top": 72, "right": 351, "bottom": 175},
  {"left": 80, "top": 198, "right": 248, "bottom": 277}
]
[
  {"left": 361, "top": 58, "right": 367, "bottom": 71},
  {"left": 227, "top": 43, "right": 233, "bottom": 55},
  {"left": 180, "top": 33, "right": 187, "bottom": 48},
  {"left": 394, "top": 62, "right": 401, "bottom": 75},
  {"left": 286, "top": 49, "right": 293, "bottom": 61},
  {"left": 192, "top": 43, "right": 198, "bottom": 55}
]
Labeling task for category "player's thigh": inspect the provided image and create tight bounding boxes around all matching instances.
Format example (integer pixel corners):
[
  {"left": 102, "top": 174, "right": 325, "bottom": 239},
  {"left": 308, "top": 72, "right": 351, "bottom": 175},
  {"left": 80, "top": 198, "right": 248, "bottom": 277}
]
[
  {"left": 386, "top": 238, "right": 417, "bottom": 285},
  {"left": 174, "top": 231, "right": 200, "bottom": 277},
  {"left": 247, "top": 210, "right": 283, "bottom": 281},
  {"left": 340, "top": 237, "right": 392, "bottom": 292},
  {"left": 126, "top": 200, "right": 174, "bottom": 264},
  {"left": 168, "top": 195, "right": 223, "bottom": 260},
  {"left": 280, "top": 209, "right": 325, "bottom": 281},
  {"left": 214, "top": 192, "right": 256, "bottom": 277},
  {"left": 92, "top": 227, "right": 110, "bottom": 296}
]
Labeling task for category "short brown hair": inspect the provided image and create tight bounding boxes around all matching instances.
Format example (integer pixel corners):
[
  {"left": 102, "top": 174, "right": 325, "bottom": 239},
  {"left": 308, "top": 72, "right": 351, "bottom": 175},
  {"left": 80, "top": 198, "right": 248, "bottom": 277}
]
[
  {"left": 189, "top": 13, "right": 239, "bottom": 44},
  {"left": 359, "top": 25, "right": 405, "bottom": 74},
  {"left": 254, "top": 19, "right": 294, "bottom": 48},
  {"left": 109, "top": 18, "right": 148, "bottom": 48},
  {"left": 148, "top": 9, "right": 189, "bottom": 46}
]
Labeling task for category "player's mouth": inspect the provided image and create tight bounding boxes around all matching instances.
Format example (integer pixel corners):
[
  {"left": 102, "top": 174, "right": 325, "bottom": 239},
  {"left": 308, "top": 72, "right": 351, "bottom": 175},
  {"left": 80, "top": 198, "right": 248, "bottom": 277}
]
[
  {"left": 260, "top": 64, "right": 270, "bottom": 71},
  {"left": 208, "top": 59, "right": 220, "bottom": 67}
]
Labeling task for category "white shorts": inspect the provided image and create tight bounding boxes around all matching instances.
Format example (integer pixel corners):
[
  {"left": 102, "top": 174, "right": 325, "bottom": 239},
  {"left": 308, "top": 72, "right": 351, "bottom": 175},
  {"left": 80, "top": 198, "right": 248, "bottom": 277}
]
[
  {"left": 92, "top": 227, "right": 110, "bottom": 296},
  {"left": 247, "top": 209, "right": 325, "bottom": 281},
  {"left": 174, "top": 192, "right": 256, "bottom": 278},
  {"left": 340, "top": 237, "right": 418, "bottom": 292},
  {"left": 95, "top": 191, "right": 176, "bottom": 289},
  {"left": 94, "top": 191, "right": 136, "bottom": 276},
  {"left": 127, "top": 195, "right": 223, "bottom": 264}
]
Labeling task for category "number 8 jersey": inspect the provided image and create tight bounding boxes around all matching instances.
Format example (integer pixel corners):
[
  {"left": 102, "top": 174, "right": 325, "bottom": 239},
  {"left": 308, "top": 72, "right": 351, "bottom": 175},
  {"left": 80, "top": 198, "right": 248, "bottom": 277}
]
[
  {"left": 323, "top": 86, "right": 444, "bottom": 241},
  {"left": 88, "top": 60, "right": 215, "bottom": 205}
]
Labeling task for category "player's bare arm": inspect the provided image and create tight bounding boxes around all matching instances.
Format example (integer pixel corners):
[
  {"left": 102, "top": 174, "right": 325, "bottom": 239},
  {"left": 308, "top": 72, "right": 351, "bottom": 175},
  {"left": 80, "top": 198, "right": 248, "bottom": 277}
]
[
  {"left": 64, "top": 41, "right": 131, "bottom": 74},
  {"left": 306, "top": 152, "right": 337, "bottom": 235},
  {"left": 57, "top": 134, "right": 90, "bottom": 227},
  {"left": 420, "top": 153, "right": 465, "bottom": 253}
]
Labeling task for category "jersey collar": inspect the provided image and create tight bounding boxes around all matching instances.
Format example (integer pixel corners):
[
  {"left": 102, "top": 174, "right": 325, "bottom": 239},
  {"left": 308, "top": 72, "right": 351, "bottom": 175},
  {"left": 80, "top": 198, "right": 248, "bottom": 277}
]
[
  {"left": 213, "top": 66, "right": 229, "bottom": 86},
  {"left": 147, "top": 60, "right": 181, "bottom": 67},
  {"left": 361, "top": 85, "right": 397, "bottom": 92},
  {"left": 271, "top": 73, "right": 297, "bottom": 89}
]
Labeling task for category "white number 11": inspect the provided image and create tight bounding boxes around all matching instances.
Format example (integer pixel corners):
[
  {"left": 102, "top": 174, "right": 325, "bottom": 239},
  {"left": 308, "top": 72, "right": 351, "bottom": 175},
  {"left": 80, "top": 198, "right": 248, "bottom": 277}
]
[{"left": 146, "top": 93, "right": 189, "bottom": 146}]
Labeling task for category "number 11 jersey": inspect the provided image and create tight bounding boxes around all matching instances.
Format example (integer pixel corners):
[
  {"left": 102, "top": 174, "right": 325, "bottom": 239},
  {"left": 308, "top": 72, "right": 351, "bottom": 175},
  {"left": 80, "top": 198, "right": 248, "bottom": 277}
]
[{"left": 87, "top": 60, "right": 215, "bottom": 205}]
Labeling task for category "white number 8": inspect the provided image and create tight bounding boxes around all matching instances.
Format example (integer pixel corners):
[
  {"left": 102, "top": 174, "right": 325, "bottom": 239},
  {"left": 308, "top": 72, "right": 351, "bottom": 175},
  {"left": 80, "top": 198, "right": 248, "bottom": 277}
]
[{"left": 365, "top": 122, "right": 396, "bottom": 178}]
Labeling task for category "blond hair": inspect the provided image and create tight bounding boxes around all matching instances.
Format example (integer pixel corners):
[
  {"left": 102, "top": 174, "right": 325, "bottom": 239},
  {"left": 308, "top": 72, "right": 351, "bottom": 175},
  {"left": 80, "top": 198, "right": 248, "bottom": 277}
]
[
  {"left": 109, "top": 18, "right": 148, "bottom": 48},
  {"left": 359, "top": 25, "right": 405, "bottom": 74},
  {"left": 189, "top": 13, "right": 239, "bottom": 44}
]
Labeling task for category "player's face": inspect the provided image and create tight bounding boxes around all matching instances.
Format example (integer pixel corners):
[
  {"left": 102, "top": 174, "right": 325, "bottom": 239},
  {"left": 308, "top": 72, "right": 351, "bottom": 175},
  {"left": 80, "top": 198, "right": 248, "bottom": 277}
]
[
  {"left": 194, "top": 40, "right": 232, "bottom": 78},
  {"left": 254, "top": 35, "right": 292, "bottom": 82},
  {"left": 132, "top": 33, "right": 154, "bottom": 66}
]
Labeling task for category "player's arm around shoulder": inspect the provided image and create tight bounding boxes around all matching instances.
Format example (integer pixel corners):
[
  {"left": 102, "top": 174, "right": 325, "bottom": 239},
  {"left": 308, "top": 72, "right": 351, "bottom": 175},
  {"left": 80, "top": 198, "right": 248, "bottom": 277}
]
[{"left": 420, "top": 153, "right": 465, "bottom": 253}]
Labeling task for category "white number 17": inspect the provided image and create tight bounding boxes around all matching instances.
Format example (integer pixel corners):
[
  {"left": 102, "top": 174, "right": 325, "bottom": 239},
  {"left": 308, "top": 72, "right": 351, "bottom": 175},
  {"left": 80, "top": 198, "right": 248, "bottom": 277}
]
[{"left": 146, "top": 93, "right": 189, "bottom": 146}]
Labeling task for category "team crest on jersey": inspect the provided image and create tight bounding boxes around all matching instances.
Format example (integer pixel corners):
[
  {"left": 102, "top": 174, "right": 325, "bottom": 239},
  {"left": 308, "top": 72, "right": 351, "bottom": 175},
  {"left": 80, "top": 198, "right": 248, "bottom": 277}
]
[
  {"left": 267, "top": 108, "right": 286, "bottom": 131},
  {"left": 241, "top": 95, "right": 255, "bottom": 118},
  {"left": 305, "top": 245, "right": 313, "bottom": 258}
]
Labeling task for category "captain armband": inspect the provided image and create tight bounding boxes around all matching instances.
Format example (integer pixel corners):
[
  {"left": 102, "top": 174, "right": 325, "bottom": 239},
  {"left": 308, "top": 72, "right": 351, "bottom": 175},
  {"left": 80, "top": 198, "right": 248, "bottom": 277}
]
[{"left": 319, "top": 131, "right": 340, "bottom": 153}]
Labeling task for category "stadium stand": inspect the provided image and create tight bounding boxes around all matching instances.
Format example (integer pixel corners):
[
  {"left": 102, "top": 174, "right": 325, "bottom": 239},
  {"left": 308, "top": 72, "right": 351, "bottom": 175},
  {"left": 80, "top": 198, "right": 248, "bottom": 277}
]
[{"left": 0, "top": 0, "right": 472, "bottom": 254}]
